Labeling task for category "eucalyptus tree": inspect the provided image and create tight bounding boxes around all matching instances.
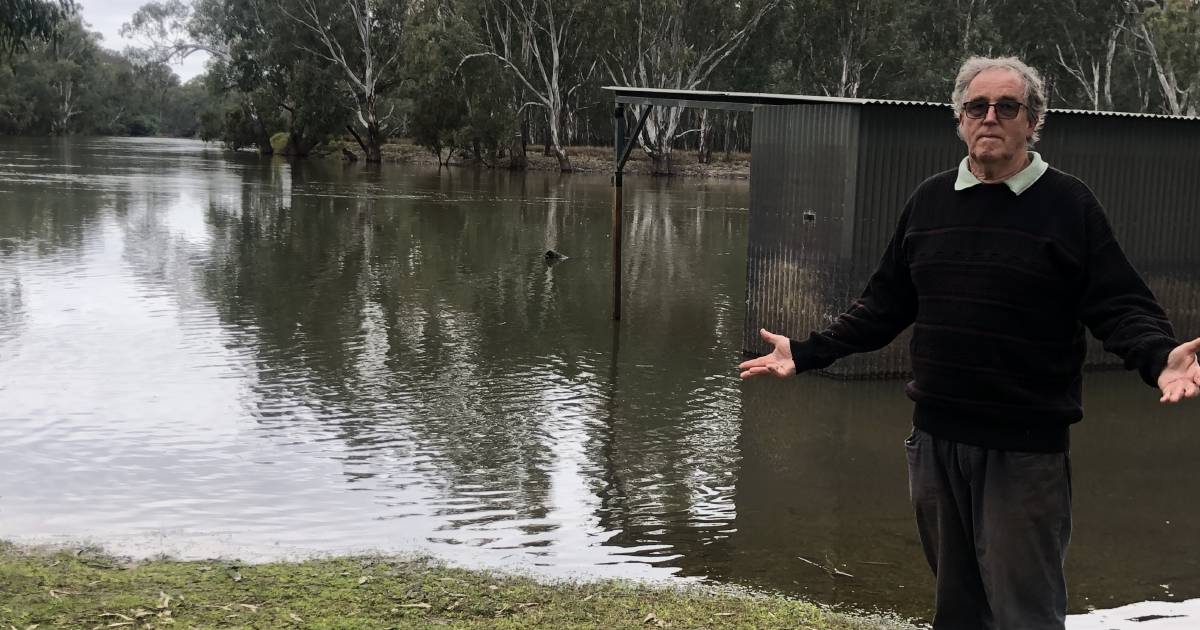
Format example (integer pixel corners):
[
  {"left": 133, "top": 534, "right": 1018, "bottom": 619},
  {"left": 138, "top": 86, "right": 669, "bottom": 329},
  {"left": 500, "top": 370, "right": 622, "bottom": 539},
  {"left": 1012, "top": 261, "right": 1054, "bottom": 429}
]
[
  {"left": 770, "top": 0, "right": 906, "bottom": 99},
  {"left": 125, "top": 46, "right": 190, "bottom": 130},
  {"left": 405, "top": 2, "right": 516, "bottom": 166},
  {"left": 458, "top": 0, "right": 600, "bottom": 172},
  {"left": 0, "top": 2, "right": 97, "bottom": 134},
  {"left": 195, "top": 0, "right": 349, "bottom": 156},
  {"left": 404, "top": 2, "right": 465, "bottom": 164},
  {"left": 876, "top": 0, "right": 1004, "bottom": 101},
  {"left": 275, "top": 0, "right": 409, "bottom": 162},
  {"left": 0, "top": 13, "right": 97, "bottom": 134},
  {"left": 0, "top": 13, "right": 200, "bottom": 136},
  {"left": 46, "top": 16, "right": 97, "bottom": 133},
  {"left": 1042, "top": 0, "right": 1129, "bottom": 110},
  {"left": 604, "top": 0, "right": 777, "bottom": 175},
  {"left": 124, "top": 0, "right": 276, "bottom": 152},
  {"left": 1124, "top": 0, "right": 1199, "bottom": 116},
  {"left": 73, "top": 48, "right": 134, "bottom": 133},
  {"left": 968, "top": 0, "right": 1196, "bottom": 114},
  {"left": 125, "top": 0, "right": 351, "bottom": 156},
  {"left": 0, "top": 0, "right": 73, "bottom": 55}
]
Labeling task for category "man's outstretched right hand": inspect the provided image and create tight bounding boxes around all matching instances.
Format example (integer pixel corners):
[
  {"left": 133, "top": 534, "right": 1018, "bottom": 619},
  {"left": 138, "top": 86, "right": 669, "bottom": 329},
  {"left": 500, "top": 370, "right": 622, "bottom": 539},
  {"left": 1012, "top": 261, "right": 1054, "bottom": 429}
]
[{"left": 738, "top": 328, "right": 797, "bottom": 379}]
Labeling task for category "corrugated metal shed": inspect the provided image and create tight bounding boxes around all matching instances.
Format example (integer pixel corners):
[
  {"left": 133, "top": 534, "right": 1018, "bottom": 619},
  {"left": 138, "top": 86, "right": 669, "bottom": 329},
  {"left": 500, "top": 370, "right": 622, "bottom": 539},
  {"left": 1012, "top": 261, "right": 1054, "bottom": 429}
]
[
  {"left": 604, "top": 87, "right": 1200, "bottom": 378},
  {"left": 746, "top": 103, "right": 966, "bottom": 377},
  {"left": 746, "top": 101, "right": 1200, "bottom": 378}
]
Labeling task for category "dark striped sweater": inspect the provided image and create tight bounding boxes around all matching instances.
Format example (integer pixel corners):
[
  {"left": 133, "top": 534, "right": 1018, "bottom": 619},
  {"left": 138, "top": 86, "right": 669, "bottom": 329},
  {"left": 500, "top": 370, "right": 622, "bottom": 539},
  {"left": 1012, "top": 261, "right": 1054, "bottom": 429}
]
[{"left": 789, "top": 167, "right": 1177, "bottom": 452}]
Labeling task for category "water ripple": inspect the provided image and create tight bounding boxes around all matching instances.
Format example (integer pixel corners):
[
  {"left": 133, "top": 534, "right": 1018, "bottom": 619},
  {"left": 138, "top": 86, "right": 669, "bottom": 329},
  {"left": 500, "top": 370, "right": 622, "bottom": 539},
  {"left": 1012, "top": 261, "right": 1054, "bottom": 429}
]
[{"left": 4, "top": 138, "right": 1197, "bottom": 627}]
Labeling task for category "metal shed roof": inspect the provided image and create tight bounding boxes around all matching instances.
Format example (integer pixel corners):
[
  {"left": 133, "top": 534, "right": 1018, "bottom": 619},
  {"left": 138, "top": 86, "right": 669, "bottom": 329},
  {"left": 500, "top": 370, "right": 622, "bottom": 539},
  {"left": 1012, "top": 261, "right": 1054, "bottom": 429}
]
[{"left": 602, "top": 86, "right": 1200, "bottom": 120}]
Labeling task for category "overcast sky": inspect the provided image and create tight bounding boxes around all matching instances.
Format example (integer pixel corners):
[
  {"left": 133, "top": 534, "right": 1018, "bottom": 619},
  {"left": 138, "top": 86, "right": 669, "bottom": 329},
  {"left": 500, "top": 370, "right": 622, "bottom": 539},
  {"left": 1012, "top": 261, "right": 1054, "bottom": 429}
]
[{"left": 79, "top": 0, "right": 209, "bottom": 82}]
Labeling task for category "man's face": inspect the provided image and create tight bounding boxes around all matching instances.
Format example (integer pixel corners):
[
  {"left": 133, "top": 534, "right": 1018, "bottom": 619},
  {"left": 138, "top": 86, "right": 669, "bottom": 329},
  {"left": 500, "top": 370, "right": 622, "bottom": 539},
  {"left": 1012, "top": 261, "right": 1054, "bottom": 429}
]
[{"left": 958, "top": 68, "right": 1036, "bottom": 166}]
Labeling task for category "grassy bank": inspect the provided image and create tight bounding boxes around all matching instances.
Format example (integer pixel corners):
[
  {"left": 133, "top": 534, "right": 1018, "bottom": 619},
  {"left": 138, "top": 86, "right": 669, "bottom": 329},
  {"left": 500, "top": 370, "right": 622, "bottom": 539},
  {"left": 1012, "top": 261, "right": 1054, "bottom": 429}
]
[
  {"left": 322, "top": 140, "right": 753, "bottom": 179},
  {"left": 1, "top": 541, "right": 915, "bottom": 629}
]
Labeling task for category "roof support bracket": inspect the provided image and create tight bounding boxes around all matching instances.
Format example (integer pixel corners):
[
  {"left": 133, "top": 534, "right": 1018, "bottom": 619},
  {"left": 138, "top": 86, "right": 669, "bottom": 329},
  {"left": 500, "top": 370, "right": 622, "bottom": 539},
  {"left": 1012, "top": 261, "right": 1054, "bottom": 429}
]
[{"left": 614, "top": 104, "right": 653, "bottom": 177}]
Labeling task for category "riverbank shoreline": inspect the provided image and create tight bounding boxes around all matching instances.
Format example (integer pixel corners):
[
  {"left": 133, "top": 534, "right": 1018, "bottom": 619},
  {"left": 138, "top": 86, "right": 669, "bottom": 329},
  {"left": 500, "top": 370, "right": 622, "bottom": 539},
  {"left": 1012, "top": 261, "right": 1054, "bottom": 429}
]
[
  {"left": 1, "top": 540, "right": 914, "bottom": 629},
  {"left": 318, "top": 139, "right": 754, "bottom": 179}
]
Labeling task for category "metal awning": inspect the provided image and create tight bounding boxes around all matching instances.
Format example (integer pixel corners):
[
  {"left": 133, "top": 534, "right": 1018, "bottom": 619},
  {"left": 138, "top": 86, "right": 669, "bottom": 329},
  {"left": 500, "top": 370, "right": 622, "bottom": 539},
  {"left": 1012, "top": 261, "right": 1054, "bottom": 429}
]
[
  {"left": 603, "top": 86, "right": 1200, "bottom": 120},
  {"left": 603, "top": 86, "right": 948, "bottom": 112}
]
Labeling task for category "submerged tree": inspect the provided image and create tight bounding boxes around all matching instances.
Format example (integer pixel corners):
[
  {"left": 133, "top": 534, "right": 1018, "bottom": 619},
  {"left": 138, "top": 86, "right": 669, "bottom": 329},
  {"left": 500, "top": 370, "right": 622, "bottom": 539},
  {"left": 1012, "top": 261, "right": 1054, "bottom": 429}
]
[
  {"left": 197, "top": 0, "right": 349, "bottom": 156},
  {"left": 404, "top": 1, "right": 517, "bottom": 167},
  {"left": 275, "top": 0, "right": 409, "bottom": 162}
]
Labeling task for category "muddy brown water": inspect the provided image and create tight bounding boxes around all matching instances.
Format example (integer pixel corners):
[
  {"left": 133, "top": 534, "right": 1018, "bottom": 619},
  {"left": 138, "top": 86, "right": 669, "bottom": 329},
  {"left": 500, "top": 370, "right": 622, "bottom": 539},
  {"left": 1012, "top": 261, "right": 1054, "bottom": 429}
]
[{"left": 1, "top": 137, "right": 1197, "bottom": 624}]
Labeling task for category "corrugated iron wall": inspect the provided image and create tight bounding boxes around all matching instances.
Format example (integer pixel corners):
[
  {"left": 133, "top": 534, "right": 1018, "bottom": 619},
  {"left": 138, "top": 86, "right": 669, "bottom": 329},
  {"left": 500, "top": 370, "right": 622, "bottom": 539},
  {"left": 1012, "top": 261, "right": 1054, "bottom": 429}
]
[
  {"left": 1039, "top": 115, "right": 1200, "bottom": 270},
  {"left": 831, "top": 105, "right": 963, "bottom": 376},
  {"left": 744, "top": 103, "right": 1200, "bottom": 378},
  {"left": 1039, "top": 113, "right": 1200, "bottom": 367},
  {"left": 744, "top": 104, "right": 859, "bottom": 370}
]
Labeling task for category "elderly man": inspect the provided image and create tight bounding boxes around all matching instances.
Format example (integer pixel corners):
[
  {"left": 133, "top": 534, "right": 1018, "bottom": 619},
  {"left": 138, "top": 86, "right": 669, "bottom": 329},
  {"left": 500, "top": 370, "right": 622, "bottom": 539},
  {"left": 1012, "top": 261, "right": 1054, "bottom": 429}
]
[{"left": 738, "top": 56, "right": 1200, "bottom": 629}]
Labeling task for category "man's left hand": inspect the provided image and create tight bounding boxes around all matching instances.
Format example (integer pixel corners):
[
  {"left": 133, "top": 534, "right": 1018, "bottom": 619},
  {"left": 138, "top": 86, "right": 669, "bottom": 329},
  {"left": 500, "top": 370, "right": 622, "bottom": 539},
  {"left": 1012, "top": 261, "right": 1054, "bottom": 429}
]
[{"left": 1158, "top": 337, "right": 1200, "bottom": 403}]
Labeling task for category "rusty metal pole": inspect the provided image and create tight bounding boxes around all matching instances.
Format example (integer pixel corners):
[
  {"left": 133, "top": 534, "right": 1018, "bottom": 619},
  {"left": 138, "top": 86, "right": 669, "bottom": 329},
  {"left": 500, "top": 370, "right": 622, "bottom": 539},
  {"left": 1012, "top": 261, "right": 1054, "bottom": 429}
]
[{"left": 612, "top": 104, "right": 626, "bottom": 321}]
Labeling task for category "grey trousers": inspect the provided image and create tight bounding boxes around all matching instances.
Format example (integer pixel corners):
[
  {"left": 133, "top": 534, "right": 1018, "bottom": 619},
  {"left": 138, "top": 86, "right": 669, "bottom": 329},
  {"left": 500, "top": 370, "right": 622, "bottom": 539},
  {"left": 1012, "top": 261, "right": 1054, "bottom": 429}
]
[{"left": 906, "top": 428, "right": 1072, "bottom": 630}]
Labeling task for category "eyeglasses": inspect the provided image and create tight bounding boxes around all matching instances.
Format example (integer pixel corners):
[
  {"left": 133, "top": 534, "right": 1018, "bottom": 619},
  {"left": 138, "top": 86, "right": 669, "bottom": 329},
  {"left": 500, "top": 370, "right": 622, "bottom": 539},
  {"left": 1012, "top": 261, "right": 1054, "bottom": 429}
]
[{"left": 963, "top": 99, "right": 1026, "bottom": 120}]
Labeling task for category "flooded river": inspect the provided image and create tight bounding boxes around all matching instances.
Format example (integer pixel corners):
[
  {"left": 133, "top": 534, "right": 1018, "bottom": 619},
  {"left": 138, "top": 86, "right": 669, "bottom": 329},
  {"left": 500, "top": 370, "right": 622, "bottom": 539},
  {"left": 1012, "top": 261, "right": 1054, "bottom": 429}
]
[{"left": 1, "top": 137, "right": 1197, "bottom": 625}]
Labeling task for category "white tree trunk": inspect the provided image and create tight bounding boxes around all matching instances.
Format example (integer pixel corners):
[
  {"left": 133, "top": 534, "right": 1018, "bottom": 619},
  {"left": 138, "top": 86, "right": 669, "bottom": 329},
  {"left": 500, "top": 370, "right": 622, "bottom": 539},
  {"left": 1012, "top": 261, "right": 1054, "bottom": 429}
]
[
  {"left": 278, "top": 0, "right": 405, "bottom": 162},
  {"left": 52, "top": 80, "right": 78, "bottom": 135},
  {"left": 463, "top": 0, "right": 594, "bottom": 172},
  {"left": 607, "top": 0, "right": 777, "bottom": 175},
  {"left": 1103, "top": 25, "right": 1119, "bottom": 110}
]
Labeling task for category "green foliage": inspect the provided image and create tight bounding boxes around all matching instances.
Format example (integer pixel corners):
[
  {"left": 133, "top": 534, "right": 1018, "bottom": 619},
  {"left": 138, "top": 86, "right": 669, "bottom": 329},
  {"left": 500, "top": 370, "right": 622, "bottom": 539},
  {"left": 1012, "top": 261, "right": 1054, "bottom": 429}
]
[
  {"left": 0, "top": 13, "right": 204, "bottom": 137},
  {"left": 203, "top": 99, "right": 279, "bottom": 151},
  {"left": 270, "top": 131, "right": 289, "bottom": 153},
  {"left": 6, "top": 0, "right": 1200, "bottom": 146},
  {"left": 263, "top": 0, "right": 411, "bottom": 161},
  {"left": 0, "top": 0, "right": 73, "bottom": 55},
  {"left": 402, "top": 3, "right": 515, "bottom": 164},
  {"left": 1139, "top": 0, "right": 1200, "bottom": 114},
  {"left": 150, "top": 0, "right": 362, "bottom": 156},
  {"left": 274, "top": 57, "right": 351, "bottom": 156},
  {"left": 409, "top": 94, "right": 466, "bottom": 162},
  {"left": 753, "top": 0, "right": 1200, "bottom": 115},
  {"left": 197, "top": 104, "right": 226, "bottom": 142},
  {"left": 161, "top": 78, "right": 209, "bottom": 136},
  {"left": 123, "top": 114, "right": 159, "bottom": 137}
]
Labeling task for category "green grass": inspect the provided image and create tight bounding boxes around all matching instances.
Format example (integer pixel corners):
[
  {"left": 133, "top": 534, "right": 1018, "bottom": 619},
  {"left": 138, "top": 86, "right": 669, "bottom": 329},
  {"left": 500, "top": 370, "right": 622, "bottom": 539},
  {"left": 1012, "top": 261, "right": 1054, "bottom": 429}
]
[{"left": 0, "top": 541, "right": 916, "bottom": 629}]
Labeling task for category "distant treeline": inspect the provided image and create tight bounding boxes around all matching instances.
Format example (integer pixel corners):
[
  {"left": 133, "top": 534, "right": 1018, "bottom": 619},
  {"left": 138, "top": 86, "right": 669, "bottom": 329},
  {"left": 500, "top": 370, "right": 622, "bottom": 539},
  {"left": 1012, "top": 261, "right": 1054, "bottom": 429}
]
[
  {"left": 3, "top": 0, "right": 1197, "bottom": 172},
  {"left": 0, "top": 18, "right": 205, "bottom": 136}
]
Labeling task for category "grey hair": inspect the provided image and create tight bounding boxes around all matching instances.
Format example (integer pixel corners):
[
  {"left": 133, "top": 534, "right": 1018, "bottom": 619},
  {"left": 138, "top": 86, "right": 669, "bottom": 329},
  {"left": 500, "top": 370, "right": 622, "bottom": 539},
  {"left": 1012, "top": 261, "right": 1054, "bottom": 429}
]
[{"left": 952, "top": 56, "right": 1046, "bottom": 147}]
